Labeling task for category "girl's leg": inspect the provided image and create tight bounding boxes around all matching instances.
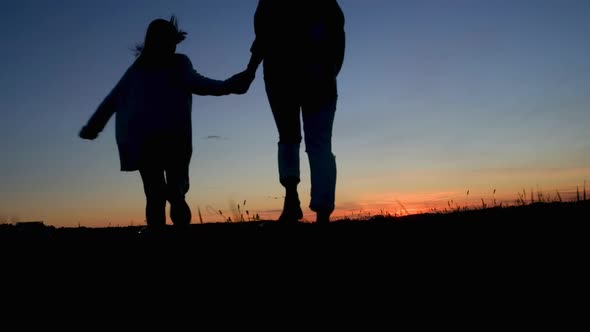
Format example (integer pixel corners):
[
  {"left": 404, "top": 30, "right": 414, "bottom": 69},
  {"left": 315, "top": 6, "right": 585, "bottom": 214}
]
[
  {"left": 166, "top": 161, "right": 191, "bottom": 226},
  {"left": 139, "top": 167, "right": 167, "bottom": 227}
]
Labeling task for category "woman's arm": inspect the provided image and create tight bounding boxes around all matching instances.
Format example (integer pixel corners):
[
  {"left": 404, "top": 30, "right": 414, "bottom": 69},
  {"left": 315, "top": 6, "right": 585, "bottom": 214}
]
[
  {"left": 333, "top": 1, "right": 346, "bottom": 76},
  {"left": 246, "top": 51, "right": 263, "bottom": 75},
  {"left": 246, "top": 0, "right": 267, "bottom": 75}
]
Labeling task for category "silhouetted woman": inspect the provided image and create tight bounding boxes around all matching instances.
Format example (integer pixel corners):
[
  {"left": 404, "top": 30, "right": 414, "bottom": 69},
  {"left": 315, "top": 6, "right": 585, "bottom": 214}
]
[
  {"left": 80, "top": 17, "right": 248, "bottom": 231},
  {"left": 244, "top": 0, "right": 345, "bottom": 224}
]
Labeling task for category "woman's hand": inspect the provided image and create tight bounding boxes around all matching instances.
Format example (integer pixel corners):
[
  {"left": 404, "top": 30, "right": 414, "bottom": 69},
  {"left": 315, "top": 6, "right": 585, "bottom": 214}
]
[
  {"left": 79, "top": 126, "right": 98, "bottom": 140},
  {"left": 226, "top": 70, "right": 255, "bottom": 95}
]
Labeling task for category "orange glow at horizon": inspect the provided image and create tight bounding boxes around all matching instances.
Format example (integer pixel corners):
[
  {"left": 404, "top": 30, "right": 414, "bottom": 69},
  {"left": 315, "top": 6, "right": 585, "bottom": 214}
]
[
  {"left": 332, "top": 186, "right": 582, "bottom": 218},
  {"left": 30, "top": 184, "right": 584, "bottom": 228}
]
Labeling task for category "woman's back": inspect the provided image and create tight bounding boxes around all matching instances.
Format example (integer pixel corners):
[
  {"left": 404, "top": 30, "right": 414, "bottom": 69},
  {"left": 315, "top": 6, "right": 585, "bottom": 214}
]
[{"left": 254, "top": 0, "right": 344, "bottom": 66}]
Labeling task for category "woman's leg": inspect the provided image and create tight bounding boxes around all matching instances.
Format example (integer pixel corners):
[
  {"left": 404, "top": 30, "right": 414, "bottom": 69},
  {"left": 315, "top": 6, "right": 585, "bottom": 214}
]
[
  {"left": 139, "top": 167, "right": 167, "bottom": 227},
  {"left": 302, "top": 99, "right": 337, "bottom": 223},
  {"left": 265, "top": 81, "right": 303, "bottom": 222}
]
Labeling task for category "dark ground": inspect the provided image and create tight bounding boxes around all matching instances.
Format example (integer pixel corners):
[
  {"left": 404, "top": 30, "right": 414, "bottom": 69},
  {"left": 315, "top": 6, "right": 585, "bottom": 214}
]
[
  {"left": 2, "top": 201, "right": 588, "bottom": 317},
  {"left": 3, "top": 201, "right": 587, "bottom": 260}
]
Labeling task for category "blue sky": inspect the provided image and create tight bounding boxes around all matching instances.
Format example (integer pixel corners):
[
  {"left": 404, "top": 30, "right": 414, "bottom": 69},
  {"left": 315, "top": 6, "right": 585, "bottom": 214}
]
[{"left": 1, "top": 0, "right": 589, "bottom": 226}]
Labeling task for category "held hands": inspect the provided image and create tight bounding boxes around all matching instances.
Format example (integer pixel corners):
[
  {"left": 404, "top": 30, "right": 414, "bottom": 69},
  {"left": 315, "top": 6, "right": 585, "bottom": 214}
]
[
  {"left": 225, "top": 69, "right": 255, "bottom": 95},
  {"left": 79, "top": 125, "right": 98, "bottom": 140}
]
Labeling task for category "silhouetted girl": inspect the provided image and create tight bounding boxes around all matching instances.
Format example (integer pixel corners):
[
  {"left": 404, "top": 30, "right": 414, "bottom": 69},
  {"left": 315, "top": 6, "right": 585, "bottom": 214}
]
[{"left": 80, "top": 17, "right": 248, "bottom": 230}]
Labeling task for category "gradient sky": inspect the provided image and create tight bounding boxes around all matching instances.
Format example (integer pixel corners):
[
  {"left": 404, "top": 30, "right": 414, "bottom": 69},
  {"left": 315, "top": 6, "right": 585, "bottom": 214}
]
[{"left": 1, "top": 0, "right": 589, "bottom": 227}]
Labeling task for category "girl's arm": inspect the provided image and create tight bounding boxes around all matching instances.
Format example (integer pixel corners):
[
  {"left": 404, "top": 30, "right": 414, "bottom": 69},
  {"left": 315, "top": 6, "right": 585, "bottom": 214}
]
[
  {"left": 80, "top": 64, "right": 133, "bottom": 139},
  {"left": 80, "top": 80, "right": 122, "bottom": 140},
  {"left": 177, "top": 54, "right": 236, "bottom": 96}
]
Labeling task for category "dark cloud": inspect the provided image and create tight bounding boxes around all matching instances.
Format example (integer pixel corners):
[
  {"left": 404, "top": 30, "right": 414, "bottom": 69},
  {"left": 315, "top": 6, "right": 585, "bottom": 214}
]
[{"left": 201, "top": 135, "right": 227, "bottom": 140}]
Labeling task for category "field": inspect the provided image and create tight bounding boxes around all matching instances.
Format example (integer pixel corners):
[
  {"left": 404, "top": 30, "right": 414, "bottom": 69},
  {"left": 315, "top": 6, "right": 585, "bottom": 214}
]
[
  {"left": 3, "top": 200, "right": 587, "bottom": 256},
  {"left": 2, "top": 200, "right": 587, "bottom": 310}
]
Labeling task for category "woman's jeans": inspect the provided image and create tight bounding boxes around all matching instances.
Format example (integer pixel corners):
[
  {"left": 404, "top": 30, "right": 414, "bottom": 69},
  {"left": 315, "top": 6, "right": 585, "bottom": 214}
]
[{"left": 266, "top": 82, "right": 337, "bottom": 214}]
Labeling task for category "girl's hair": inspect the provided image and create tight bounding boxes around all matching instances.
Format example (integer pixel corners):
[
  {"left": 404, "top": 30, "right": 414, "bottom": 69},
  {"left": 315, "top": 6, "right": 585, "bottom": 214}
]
[{"left": 134, "top": 15, "right": 187, "bottom": 57}]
